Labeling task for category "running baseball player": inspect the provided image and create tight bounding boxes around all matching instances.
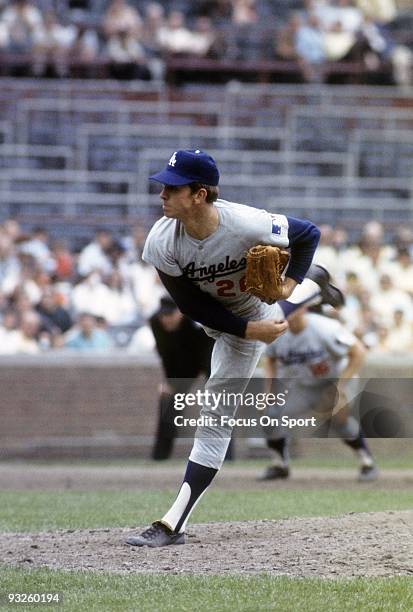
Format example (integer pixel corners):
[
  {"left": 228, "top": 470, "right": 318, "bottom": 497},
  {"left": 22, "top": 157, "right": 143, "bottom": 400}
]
[
  {"left": 126, "top": 149, "right": 342, "bottom": 547},
  {"left": 259, "top": 306, "right": 378, "bottom": 482}
]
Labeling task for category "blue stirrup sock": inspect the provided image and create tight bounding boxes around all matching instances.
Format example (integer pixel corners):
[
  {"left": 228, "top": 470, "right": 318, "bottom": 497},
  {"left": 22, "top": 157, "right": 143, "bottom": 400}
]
[{"left": 161, "top": 460, "right": 218, "bottom": 533}]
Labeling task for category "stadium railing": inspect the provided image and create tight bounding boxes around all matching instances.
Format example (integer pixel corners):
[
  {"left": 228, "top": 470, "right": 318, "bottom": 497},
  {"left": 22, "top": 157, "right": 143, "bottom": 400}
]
[
  {"left": 0, "top": 144, "right": 74, "bottom": 170},
  {"left": 1, "top": 80, "right": 413, "bottom": 232}
]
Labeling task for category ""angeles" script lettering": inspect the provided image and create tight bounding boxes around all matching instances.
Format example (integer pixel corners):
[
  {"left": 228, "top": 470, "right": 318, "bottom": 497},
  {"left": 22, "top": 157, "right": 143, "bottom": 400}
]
[{"left": 183, "top": 256, "right": 247, "bottom": 282}]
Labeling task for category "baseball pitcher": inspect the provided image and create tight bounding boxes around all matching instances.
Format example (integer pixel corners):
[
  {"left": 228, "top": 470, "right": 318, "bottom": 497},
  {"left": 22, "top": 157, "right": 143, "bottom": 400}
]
[{"left": 126, "top": 149, "right": 342, "bottom": 547}]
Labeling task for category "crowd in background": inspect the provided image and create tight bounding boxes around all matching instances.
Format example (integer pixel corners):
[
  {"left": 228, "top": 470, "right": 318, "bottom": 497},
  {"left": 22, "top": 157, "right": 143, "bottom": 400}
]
[
  {"left": 0, "top": 217, "right": 413, "bottom": 355},
  {"left": 0, "top": 219, "right": 164, "bottom": 354},
  {"left": 0, "top": 0, "right": 411, "bottom": 84}
]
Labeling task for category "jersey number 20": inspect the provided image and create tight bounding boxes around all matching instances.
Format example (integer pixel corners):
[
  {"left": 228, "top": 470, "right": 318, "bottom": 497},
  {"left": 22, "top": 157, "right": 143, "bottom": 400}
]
[{"left": 216, "top": 276, "right": 247, "bottom": 297}]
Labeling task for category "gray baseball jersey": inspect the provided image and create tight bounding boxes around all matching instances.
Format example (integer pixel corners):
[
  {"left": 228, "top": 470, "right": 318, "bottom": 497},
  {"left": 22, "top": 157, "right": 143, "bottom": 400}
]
[
  {"left": 265, "top": 313, "right": 356, "bottom": 386},
  {"left": 143, "top": 197, "right": 318, "bottom": 469},
  {"left": 142, "top": 198, "right": 290, "bottom": 319}
]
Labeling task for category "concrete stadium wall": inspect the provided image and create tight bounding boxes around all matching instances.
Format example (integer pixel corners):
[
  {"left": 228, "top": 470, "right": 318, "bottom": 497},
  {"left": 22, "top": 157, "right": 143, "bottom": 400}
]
[{"left": 1, "top": 353, "right": 412, "bottom": 460}]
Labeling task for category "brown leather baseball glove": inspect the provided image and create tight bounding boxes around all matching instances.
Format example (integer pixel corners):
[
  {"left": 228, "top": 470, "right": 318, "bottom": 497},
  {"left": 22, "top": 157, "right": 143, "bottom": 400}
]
[{"left": 245, "top": 245, "right": 290, "bottom": 304}]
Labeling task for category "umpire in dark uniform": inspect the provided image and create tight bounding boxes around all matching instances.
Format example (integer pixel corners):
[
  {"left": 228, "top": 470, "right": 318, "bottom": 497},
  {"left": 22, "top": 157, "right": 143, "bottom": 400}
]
[{"left": 150, "top": 297, "right": 214, "bottom": 460}]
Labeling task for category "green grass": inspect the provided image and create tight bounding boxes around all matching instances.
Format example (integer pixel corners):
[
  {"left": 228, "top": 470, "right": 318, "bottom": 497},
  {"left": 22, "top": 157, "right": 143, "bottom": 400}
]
[
  {"left": 6, "top": 451, "right": 412, "bottom": 470},
  {"left": 0, "top": 569, "right": 412, "bottom": 612},
  {"left": 1, "top": 489, "right": 412, "bottom": 533},
  {"left": 277, "top": 455, "right": 413, "bottom": 470},
  {"left": 1, "top": 464, "right": 412, "bottom": 612}
]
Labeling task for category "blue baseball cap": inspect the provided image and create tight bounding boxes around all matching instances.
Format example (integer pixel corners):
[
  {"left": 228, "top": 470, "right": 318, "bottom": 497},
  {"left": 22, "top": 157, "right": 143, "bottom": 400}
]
[{"left": 149, "top": 149, "right": 220, "bottom": 186}]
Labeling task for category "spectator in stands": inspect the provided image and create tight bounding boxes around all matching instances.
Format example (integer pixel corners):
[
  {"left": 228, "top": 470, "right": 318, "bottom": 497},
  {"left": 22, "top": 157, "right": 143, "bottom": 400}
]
[
  {"left": 10, "top": 286, "right": 33, "bottom": 317},
  {"left": 340, "top": 271, "right": 361, "bottom": 331},
  {"left": 333, "top": 227, "right": 350, "bottom": 252},
  {"left": 77, "top": 229, "right": 113, "bottom": 277},
  {"left": 101, "top": 270, "right": 140, "bottom": 326},
  {"left": 343, "top": 221, "right": 392, "bottom": 291},
  {"left": 295, "top": 13, "right": 326, "bottom": 81},
  {"left": 69, "top": 22, "right": 100, "bottom": 78},
  {"left": 370, "top": 272, "right": 412, "bottom": 326},
  {"left": 308, "top": 0, "right": 363, "bottom": 33},
  {"left": 305, "top": 0, "right": 411, "bottom": 84},
  {"left": 126, "top": 320, "right": 156, "bottom": 352},
  {"left": 157, "top": 11, "right": 195, "bottom": 55},
  {"left": 354, "top": 305, "right": 379, "bottom": 347},
  {"left": 2, "top": 218, "right": 22, "bottom": 243},
  {"left": 32, "top": 9, "right": 76, "bottom": 78},
  {"left": 360, "top": 15, "right": 412, "bottom": 85},
  {"left": 275, "top": 13, "right": 302, "bottom": 62},
  {"left": 141, "top": 2, "right": 165, "bottom": 78},
  {"left": 103, "top": 0, "right": 143, "bottom": 38},
  {"left": 64, "top": 312, "right": 112, "bottom": 351},
  {"left": 2, "top": 212, "right": 413, "bottom": 357},
  {"left": 322, "top": 20, "right": 362, "bottom": 65},
  {"left": 126, "top": 259, "right": 165, "bottom": 319},
  {"left": 369, "top": 323, "right": 389, "bottom": 352},
  {"left": 191, "top": 16, "right": 219, "bottom": 57},
  {"left": 391, "top": 247, "right": 413, "bottom": 297},
  {"left": 296, "top": 13, "right": 326, "bottom": 62},
  {"left": 382, "top": 308, "right": 413, "bottom": 352},
  {"left": 36, "top": 287, "right": 73, "bottom": 334},
  {"left": 0, "top": 233, "right": 21, "bottom": 297},
  {"left": 19, "top": 226, "right": 56, "bottom": 274},
  {"left": 1, "top": 0, "right": 44, "bottom": 76},
  {"left": 50, "top": 239, "right": 74, "bottom": 281},
  {"left": 106, "top": 27, "right": 151, "bottom": 80},
  {"left": 275, "top": 13, "right": 325, "bottom": 82},
  {"left": 71, "top": 271, "right": 111, "bottom": 318},
  {"left": 106, "top": 239, "right": 130, "bottom": 278},
  {"left": 355, "top": 0, "right": 397, "bottom": 25},
  {"left": 10, "top": 309, "right": 41, "bottom": 354},
  {"left": 393, "top": 226, "right": 413, "bottom": 255},
  {"left": 1, "top": 0, "right": 43, "bottom": 39},
  {"left": 121, "top": 223, "right": 146, "bottom": 264},
  {"left": 360, "top": 220, "right": 386, "bottom": 247},
  {"left": 231, "top": 0, "right": 258, "bottom": 24},
  {"left": 334, "top": 0, "right": 364, "bottom": 31},
  {"left": 0, "top": 309, "right": 19, "bottom": 354},
  {"left": 11, "top": 255, "right": 45, "bottom": 306},
  {"left": 142, "top": 2, "right": 164, "bottom": 51}
]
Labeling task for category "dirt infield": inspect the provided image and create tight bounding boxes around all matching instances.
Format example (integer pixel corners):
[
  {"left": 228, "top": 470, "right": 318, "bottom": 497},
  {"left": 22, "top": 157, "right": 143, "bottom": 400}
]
[
  {"left": 1, "top": 511, "right": 412, "bottom": 577},
  {"left": 1, "top": 463, "right": 413, "bottom": 491},
  {"left": 1, "top": 464, "right": 412, "bottom": 577}
]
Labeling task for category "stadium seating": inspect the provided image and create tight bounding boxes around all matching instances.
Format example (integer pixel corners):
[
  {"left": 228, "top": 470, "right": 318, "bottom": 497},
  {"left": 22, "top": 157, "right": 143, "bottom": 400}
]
[{"left": 0, "top": 79, "right": 412, "bottom": 238}]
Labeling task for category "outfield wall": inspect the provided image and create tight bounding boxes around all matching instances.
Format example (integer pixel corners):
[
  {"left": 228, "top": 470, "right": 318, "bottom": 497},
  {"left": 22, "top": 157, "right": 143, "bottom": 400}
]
[{"left": 1, "top": 353, "right": 412, "bottom": 460}]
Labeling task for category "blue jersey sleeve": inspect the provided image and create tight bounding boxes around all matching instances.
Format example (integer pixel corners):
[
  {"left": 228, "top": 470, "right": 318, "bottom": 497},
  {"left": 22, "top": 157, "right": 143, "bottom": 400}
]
[{"left": 285, "top": 217, "right": 320, "bottom": 283}]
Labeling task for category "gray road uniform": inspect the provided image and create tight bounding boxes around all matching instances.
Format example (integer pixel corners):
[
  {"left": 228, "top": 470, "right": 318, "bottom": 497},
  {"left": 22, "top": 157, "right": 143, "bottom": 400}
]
[
  {"left": 265, "top": 313, "right": 358, "bottom": 437},
  {"left": 143, "top": 199, "right": 320, "bottom": 469}
]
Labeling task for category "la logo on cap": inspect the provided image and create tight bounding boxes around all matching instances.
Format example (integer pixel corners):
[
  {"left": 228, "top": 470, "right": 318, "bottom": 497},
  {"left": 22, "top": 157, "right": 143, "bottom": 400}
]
[
  {"left": 168, "top": 152, "right": 177, "bottom": 167},
  {"left": 150, "top": 148, "right": 219, "bottom": 186}
]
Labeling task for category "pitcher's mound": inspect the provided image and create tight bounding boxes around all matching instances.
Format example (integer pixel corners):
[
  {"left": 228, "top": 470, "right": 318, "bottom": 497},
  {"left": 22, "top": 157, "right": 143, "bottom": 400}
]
[{"left": 1, "top": 511, "right": 412, "bottom": 577}]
